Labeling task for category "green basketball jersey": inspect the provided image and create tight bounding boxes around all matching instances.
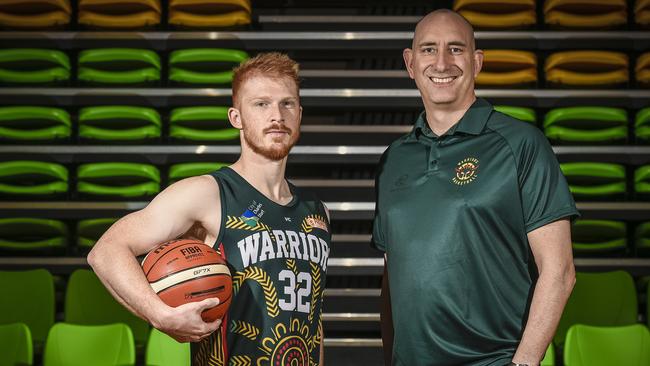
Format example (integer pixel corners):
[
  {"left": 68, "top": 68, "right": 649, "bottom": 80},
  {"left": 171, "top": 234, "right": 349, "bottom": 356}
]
[{"left": 191, "top": 167, "right": 331, "bottom": 366}]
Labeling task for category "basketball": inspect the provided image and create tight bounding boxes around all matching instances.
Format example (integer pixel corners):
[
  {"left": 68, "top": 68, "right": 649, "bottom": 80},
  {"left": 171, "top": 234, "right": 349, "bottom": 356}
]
[{"left": 141, "top": 239, "right": 232, "bottom": 322}]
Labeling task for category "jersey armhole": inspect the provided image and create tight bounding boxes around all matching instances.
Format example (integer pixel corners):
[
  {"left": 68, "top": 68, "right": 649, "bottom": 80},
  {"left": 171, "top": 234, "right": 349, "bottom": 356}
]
[{"left": 209, "top": 173, "right": 228, "bottom": 250}]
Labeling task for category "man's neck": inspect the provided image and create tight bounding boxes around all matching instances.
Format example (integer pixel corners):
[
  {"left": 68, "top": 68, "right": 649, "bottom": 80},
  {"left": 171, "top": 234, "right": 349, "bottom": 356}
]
[
  {"left": 230, "top": 151, "right": 293, "bottom": 205},
  {"left": 423, "top": 95, "right": 477, "bottom": 136}
]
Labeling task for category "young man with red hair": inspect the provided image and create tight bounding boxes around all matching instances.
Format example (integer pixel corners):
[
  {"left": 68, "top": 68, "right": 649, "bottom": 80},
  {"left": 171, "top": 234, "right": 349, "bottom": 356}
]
[{"left": 89, "top": 53, "right": 330, "bottom": 365}]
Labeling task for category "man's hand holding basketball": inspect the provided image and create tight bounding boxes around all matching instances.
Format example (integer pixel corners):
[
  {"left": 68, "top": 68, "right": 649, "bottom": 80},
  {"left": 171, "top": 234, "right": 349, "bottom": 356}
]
[{"left": 152, "top": 297, "right": 222, "bottom": 343}]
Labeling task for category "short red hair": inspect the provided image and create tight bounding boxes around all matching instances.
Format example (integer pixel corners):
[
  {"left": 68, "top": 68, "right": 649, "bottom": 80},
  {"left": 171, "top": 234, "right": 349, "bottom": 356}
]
[{"left": 232, "top": 52, "right": 300, "bottom": 105}]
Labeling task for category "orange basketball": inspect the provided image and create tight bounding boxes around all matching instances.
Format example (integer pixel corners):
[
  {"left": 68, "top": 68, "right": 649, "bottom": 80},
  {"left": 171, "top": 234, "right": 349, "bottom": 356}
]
[{"left": 141, "top": 239, "right": 232, "bottom": 322}]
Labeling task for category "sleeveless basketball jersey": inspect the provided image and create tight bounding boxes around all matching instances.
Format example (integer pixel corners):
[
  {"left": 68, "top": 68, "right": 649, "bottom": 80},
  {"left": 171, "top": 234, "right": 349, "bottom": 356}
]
[{"left": 191, "top": 167, "right": 331, "bottom": 366}]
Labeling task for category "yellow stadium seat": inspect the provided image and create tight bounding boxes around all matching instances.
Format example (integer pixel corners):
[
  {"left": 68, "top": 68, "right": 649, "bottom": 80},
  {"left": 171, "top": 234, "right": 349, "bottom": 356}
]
[
  {"left": 0, "top": 0, "right": 70, "bottom": 29},
  {"left": 78, "top": 0, "right": 160, "bottom": 29},
  {"left": 169, "top": 0, "right": 251, "bottom": 28},
  {"left": 544, "top": 0, "right": 628, "bottom": 29},
  {"left": 637, "top": 0, "right": 650, "bottom": 28},
  {"left": 476, "top": 50, "right": 537, "bottom": 87},
  {"left": 637, "top": 53, "right": 650, "bottom": 86},
  {"left": 545, "top": 51, "right": 629, "bottom": 87},
  {"left": 453, "top": 0, "right": 536, "bottom": 29}
]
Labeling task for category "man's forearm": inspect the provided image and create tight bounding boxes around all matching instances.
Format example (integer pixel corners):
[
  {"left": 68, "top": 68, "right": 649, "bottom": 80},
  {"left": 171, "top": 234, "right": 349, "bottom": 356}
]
[{"left": 512, "top": 267, "right": 575, "bottom": 364}]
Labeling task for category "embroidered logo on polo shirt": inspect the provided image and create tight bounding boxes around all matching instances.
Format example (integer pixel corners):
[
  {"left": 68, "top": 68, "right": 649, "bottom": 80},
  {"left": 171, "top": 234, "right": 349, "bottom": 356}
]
[{"left": 452, "top": 157, "right": 479, "bottom": 185}]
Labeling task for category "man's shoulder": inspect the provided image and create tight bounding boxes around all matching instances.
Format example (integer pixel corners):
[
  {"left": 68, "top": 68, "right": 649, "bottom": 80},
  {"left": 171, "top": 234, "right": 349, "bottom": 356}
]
[{"left": 486, "top": 110, "right": 548, "bottom": 149}]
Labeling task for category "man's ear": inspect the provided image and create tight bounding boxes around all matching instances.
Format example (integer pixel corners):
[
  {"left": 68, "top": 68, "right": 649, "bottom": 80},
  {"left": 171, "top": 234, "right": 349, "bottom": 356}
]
[
  {"left": 403, "top": 48, "right": 415, "bottom": 79},
  {"left": 228, "top": 107, "right": 242, "bottom": 129},
  {"left": 473, "top": 49, "right": 484, "bottom": 78}
]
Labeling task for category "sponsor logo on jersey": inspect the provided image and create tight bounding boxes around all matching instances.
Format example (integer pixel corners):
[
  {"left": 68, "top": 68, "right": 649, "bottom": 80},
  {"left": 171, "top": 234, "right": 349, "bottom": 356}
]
[
  {"left": 241, "top": 200, "right": 265, "bottom": 227},
  {"left": 452, "top": 157, "right": 479, "bottom": 185}
]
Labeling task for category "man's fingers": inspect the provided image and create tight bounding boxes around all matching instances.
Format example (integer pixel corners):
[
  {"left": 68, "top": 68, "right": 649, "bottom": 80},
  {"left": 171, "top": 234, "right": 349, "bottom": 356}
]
[{"left": 196, "top": 297, "right": 220, "bottom": 312}]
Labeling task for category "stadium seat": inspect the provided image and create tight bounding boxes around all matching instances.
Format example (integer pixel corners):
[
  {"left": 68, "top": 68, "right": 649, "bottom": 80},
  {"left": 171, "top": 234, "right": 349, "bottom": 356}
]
[
  {"left": 476, "top": 50, "right": 537, "bottom": 87},
  {"left": 564, "top": 324, "right": 650, "bottom": 366},
  {"left": 43, "top": 323, "right": 135, "bottom": 366},
  {"left": 0, "top": 323, "right": 32, "bottom": 366},
  {"left": 78, "top": 48, "right": 161, "bottom": 85},
  {"left": 494, "top": 106, "right": 536, "bottom": 124},
  {"left": 637, "top": 53, "right": 650, "bottom": 87},
  {"left": 541, "top": 342, "right": 555, "bottom": 366},
  {"left": 545, "top": 51, "right": 629, "bottom": 87},
  {"left": 169, "top": 49, "right": 249, "bottom": 85},
  {"left": 0, "top": 106, "right": 71, "bottom": 141},
  {"left": 637, "top": 108, "right": 650, "bottom": 143},
  {"left": 78, "top": 0, "right": 160, "bottom": 29},
  {"left": 168, "top": 162, "right": 229, "bottom": 184},
  {"left": 169, "top": 0, "right": 252, "bottom": 28},
  {"left": 79, "top": 106, "right": 161, "bottom": 142},
  {"left": 559, "top": 162, "right": 626, "bottom": 198},
  {"left": 169, "top": 106, "right": 240, "bottom": 141},
  {"left": 571, "top": 219, "right": 627, "bottom": 255},
  {"left": 65, "top": 269, "right": 150, "bottom": 348},
  {"left": 0, "top": 218, "right": 68, "bottom": 252},
  {"left": 0, "top": 160, "right": 68, "bottom": 196},
  {"left": 76, "top": 162, "right": 160, "bottom": 197},
  {"left": 636, "top": 0, "right": 650, "bottom": 28},
  {"left": 544, "top": 0, "right": 627, "bottom": 29},
  {"left": 0, "top": 269, "right": 54, "bottom": 349},
  {"left": 635, "top": 165, "right": 650, "bottom": 195},
  {"left": 636, "top": 222, "right": 650, "bottom": 256},
  {"left": 0, "top": 0, "right": 70, "bottom": 29},
  {"left": 76, "top": 218, "right": 117, "bottom": 249},
  {"left": 452, "top": 0, "right": 536, "bottom": 29},
  {"left": 145, "top": 328, "right": 190, "bottom": 366},
  {"left": 554, "top": 271, "right": 637, "bottom": 347},
  {"left": 543, "top": 107, "right": 628, "bottom": 143},
  {"left": 0, "top": 49, "right": 70, "bottom": 85}
]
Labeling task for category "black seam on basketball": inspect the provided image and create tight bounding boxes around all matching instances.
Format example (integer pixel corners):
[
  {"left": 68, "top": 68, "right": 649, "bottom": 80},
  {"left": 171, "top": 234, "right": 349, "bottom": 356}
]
[
  {"left": 190, "top": 285, "right": 225, "bottom": 297},
  {"left": 155, "top": 273, "right": 232, "bottom": 294},
  {"left": 144, "top": 242, "right": 216, "bottom": 277}
]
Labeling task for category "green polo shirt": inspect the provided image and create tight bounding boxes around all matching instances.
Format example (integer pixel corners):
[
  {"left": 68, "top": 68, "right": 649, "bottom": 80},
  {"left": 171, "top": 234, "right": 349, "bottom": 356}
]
[{"left": 372, "top": 98, "right": 579, "bottom": 366}]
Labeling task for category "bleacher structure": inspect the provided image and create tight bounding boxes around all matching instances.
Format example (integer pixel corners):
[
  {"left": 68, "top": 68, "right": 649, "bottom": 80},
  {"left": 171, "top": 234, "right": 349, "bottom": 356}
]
[{"left": 0, "top": 0, "right": 649, "bottom": 365}]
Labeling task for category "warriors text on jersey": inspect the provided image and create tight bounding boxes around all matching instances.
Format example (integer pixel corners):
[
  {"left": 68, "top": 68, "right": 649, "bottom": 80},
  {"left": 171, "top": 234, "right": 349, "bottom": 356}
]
[{"left": 191, "top": 167, "right": 331, "bottom": 366}]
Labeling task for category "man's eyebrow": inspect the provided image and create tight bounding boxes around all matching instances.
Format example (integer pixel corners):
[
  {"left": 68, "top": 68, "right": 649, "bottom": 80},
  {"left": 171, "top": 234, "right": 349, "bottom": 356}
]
[{"left": 417, "top": 41, "right": 467, "bottom": 48}]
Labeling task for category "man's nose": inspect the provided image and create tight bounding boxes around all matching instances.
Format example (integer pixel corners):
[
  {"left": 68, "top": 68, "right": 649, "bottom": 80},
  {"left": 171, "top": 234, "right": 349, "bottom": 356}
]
[
  {"left": 270, "top": 103, "right": 285, "bottom": 123},
  {"left": 434, "top": 50, "right": 451, "bottom": 72}
]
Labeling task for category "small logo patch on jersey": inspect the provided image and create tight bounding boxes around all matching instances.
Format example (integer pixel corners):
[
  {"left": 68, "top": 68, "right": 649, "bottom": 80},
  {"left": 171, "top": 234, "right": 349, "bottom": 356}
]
[
  {"left": 240, "top": 200, "right": 265, "bottom": 227},
  {"left": 452, "top": 157, "right": 479, "bottom": 185},
  {"left": 301, "top": 215, "right": 329, "bottom": 233}
]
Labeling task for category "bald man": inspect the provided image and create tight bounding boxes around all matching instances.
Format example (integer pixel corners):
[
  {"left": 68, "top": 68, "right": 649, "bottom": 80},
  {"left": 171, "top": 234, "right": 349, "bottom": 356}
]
[{"left": 372, "top": 9, "right": 579, "bottom": 366}]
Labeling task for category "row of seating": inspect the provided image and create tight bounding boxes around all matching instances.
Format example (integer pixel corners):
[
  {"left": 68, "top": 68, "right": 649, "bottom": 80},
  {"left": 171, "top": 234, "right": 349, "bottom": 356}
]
[
  {"left": 2, "top": 105, "right": 648, "bottom": 144},
  {"left": 455, "top": 0, "right": 650, "bottom": 29},
  {"left": 0, "top": 48, "right": 249, "bottom": 86},
  {"left": 1, "top": 48, "right": 648, "bottom": 87},
  {"left": 1, "top": 217, "right": 650, "bottom": 256},
  {"left": 1, "top": 160, "right": 649, "bottom": 198},
  {"left": 0, "top": 0, "right": 251, "bottom": 29}
]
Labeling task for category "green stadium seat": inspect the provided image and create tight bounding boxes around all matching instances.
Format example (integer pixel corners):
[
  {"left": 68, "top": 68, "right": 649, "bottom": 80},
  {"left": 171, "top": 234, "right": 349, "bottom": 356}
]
[
  {"left": 79, "top": 106, "right": 161, "bottom": 142},
  {"left": 169, "top": 0, "right": 252, "bottom": 28},
  {"left": 78, "top": 48, "right": 161, "bottom": 85},
  {"left": 0, "top": 0, "right": 70, "bottom": 29},
  {"left": 545, "top": 51, "right": 629, "bottom": 87},
  {"left": 541, "top": 342, "right": 555, "bottom": 366},
  {"left": 554, "top": 271, "right": 637, "bottom": 347},
  {"left": 476, "top": 50, "right": 537, "bottom": 87},
  {"left": 564, "top": 324, "right": 650, "bottom": 366},
  {"left": 544, "top": 0, "right": 627, "bottom": 29},
  {"left": 0, "top": 323, "right": 32, "bottom": 366},
  {"left": 544, "top": 107, "right": 628, "bottom": 143},
  {"left": 43, "top": 323, "right": 135, "bottom": 366},
  {"left": 78, "top": 0, "right": 160, "bottom": 29},
  {"left": 636, "top": 165, "right": 650, "bottom": 195},
  {"left": 560, "top": 162, "right": 626, "bottom": 198},
  {"left": 636, "top": 108, "right": 650, "bottom": 143},
  {"left": 494, "top": 106, "right": 536, "bottom": 124},
  {"left": 169, "top": 106, "right": 239, "bottom": 141},
  {"left": 0, "top": 106, "right": 71, "bottom": 141},
  {"left": 169, "top": 49, "right": 249, "bottom": 85},
  {"left": 638, "top": 0, "right": 650, "bottom": 28},
  {"left": 168, "top": 162, "right": 229, "bottom": 184},
  {"left": 571, "top": 219, "right": 627, "bottom": 255},
  {"left": 0, "top": 218, "right": 68, "bottom": 252},
  {"left": 65, "top": 269, "right": 150, "bottom": 348},
  {"left": 453, "top": 0, "right": 536, "bottom": 29},
  {"left": 637, "top": 53, "right": 650, "bottom": 87},
  {"left": 0, "top": 160, "right": 68, "bottom": 196},
  {"left": 76, "top": 162, "right": 160, "bottom": 198},
  {"left": 145, "top": 328, "right": 190, "bottom": 366},
  {"left": 0, "top": 269, "right": 55, "bottom": 349},
  {"left": 76, "top": 218, "right": 117, "bottom": 249},
  {"left": 0, "top": 49, "right": 69, "bottom": 85},
  {"left": 637, "top": 222, "right": 650, "bottom": 256}
]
